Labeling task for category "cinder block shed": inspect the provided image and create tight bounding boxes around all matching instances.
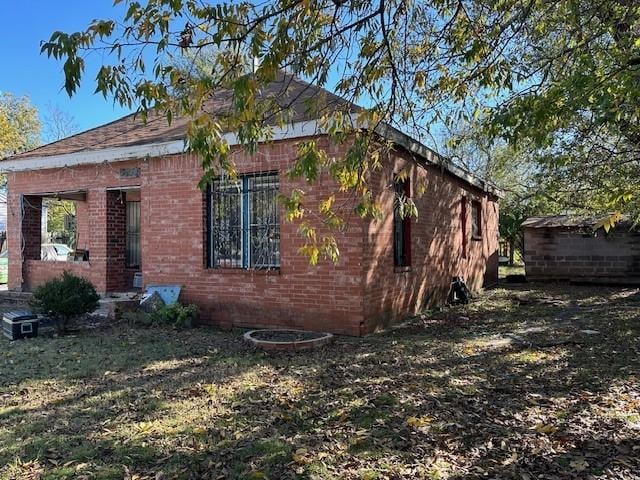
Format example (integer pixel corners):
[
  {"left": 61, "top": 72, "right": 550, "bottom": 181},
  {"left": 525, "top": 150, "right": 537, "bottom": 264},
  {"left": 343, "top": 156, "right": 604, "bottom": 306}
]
[{"left": 523, "top": 215, "right": 640, "bottom": 284}]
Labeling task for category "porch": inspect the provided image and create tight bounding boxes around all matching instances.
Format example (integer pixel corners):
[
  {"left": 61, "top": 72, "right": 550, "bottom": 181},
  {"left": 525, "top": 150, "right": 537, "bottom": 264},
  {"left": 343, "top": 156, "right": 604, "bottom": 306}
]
[{"left": 11, "top": 187, "right": 141, "bottom": 294}]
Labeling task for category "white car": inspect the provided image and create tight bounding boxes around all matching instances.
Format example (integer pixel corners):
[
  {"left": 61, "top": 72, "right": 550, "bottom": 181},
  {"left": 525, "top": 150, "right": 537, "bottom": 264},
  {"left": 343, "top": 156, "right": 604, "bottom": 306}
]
[{"left": 41, "top": 243, "right": 73, "bottom": 262}]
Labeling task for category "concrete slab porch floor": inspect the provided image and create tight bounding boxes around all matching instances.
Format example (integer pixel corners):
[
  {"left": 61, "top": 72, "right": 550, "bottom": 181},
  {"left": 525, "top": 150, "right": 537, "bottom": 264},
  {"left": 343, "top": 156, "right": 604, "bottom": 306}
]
[{"left": 0, "top": 290, "right": 140, "bottom": 319}]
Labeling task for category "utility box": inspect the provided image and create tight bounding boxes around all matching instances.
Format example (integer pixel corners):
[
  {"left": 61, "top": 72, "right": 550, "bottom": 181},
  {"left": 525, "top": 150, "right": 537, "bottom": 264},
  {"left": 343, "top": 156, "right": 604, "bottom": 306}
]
[{"left": 2, "top": 311, "right": 39, "bottom": 340}]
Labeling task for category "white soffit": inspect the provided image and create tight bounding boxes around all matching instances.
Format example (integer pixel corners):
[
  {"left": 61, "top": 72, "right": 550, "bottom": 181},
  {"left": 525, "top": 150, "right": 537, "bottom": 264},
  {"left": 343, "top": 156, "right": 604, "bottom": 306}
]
[
  {"left": 1, "top": 117, "right": 501, "bottom": 196},
  {"left": 0, "top": 120, "right": 323, "bottom": 173}
]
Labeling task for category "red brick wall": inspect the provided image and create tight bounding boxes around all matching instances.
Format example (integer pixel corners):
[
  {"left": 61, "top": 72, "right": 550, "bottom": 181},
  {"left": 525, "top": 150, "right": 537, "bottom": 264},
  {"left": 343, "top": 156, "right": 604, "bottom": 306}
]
[
  {"left": 22, "top": 260, "right": 95, "bottom": 290},
  {"left": 140, "top": 138, "right": 365, "bottom": 335},
  {"left": 7, "top": 136, "right": 499, "bottom": 335},
  {"left": 7, "top": 161, "right": 142, "bottom": 293},
  {"left": 75, "top": 200, "right": 90, "bottom": 251},
  {"left": 524, "top": 226, "right": 640, "bottom": 283},
  {"left": 106, "top": 190, "right": 127, "bottom": 291},
  {"left": 21, "top": 196, "right": 42, "bottom": 261},
  {"left": 361, "top": 148, "right": 499, "bottom": 332}
]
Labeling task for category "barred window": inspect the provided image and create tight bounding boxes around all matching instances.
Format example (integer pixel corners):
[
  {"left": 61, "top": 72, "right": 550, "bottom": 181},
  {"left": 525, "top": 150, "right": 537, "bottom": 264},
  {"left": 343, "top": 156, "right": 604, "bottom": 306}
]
[
  {"left": 393, "top": 178, "right": 412, "bottom": 267},
  {"left": 471, "top": 200, "right": 482, "bottom": 240},
  {"left": 207, "top": 172, "right": 280, "bottom": 269}
]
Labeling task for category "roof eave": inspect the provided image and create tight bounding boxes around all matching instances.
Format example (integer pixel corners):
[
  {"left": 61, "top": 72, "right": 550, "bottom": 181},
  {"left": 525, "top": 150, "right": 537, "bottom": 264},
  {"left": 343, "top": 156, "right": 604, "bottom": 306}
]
[
  {"left": 373, "top": 123, "right": 504, "bottom": 198},
  {"left": 1, "top": 117, "right": 502, "bottom": 197}
]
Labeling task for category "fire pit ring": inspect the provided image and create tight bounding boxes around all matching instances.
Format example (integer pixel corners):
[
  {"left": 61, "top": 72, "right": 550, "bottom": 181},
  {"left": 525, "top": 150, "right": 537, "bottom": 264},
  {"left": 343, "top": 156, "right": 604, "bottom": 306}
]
[{"left": 243, "top": 329, "right": 334, "bottom": 352}]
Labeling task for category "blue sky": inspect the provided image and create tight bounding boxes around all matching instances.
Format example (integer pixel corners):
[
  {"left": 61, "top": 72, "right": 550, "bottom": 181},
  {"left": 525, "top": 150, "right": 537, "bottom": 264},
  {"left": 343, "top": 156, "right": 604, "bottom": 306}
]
[
  {"left": 0, "top": 1, "right": 348, "bottom": 142},
  {"left": 0, "top": 1, "right": 132, "bottom": 135},
  {"left": 0, "top": 2, "right": 442, "bottom": 149}
]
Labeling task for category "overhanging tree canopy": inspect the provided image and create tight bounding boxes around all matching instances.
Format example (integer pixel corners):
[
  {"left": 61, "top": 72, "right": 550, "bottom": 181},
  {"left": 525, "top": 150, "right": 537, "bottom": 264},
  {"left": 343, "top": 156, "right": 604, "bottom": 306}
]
[
  {"left": 0, "top": 93, "right": 41, "bottom": 159},
  {"left": 41, "top": 0, "right": 640, "bottom": 258}
]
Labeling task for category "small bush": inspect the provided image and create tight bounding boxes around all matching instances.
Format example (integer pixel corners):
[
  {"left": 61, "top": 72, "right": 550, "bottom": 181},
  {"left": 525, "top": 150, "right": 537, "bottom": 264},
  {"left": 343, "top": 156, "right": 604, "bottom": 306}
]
[
  {"left": 151, "top": 302, "right": 199, "bottom": 330},
  {"left": 123, "top": 302, "right": 198, "bottom": 330},
  {"left": 31, "top": 271, "right": 100, "bottom": 333}
]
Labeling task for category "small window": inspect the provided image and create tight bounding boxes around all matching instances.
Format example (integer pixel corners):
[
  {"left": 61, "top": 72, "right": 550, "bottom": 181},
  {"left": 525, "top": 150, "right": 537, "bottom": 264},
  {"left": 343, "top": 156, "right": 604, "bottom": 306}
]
[
  {"left": 207, "top": 172, "right": 280, "bottom": 269},
  {"left": 461, "top": 196, "right": 468, "bottom": 258},
  {"left": 393, "top": 178, "right": 411, "bottom": 267},
  {"left": 471, "top": 200, "right": 482, "bottom": 240}
]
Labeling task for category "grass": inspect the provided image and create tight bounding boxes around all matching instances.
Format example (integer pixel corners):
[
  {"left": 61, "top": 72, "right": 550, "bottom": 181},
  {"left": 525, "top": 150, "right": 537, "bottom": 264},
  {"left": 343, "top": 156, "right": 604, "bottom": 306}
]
[
  {"left": 498, "top": 263, "right": 525, "bottom": 278},
  {"left": 0, "top": 258, "right": 7, "bottom": 284},
  {"left": 0, "top": 284, "right": 639, "bottom": 479}
]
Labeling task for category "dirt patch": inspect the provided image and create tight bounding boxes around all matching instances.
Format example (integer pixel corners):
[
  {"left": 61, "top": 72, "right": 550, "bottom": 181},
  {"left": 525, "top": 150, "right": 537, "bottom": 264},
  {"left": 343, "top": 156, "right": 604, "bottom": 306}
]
[{"left": 250, "top": 329, "right": 326, "bottom": 342}]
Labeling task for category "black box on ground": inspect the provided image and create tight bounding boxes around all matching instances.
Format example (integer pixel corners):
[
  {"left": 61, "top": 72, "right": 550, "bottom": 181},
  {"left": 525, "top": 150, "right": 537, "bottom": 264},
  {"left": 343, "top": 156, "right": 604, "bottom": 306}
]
[{"left": 2, "top": 311, "right": 39, "bottom": 340}]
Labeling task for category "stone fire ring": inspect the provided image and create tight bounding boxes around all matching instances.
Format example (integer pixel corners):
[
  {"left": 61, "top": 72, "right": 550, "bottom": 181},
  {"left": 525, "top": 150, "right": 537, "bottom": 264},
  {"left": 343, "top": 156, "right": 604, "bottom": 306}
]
[{"left": 243, "top": 329, "right": 334, "bottom": 352}]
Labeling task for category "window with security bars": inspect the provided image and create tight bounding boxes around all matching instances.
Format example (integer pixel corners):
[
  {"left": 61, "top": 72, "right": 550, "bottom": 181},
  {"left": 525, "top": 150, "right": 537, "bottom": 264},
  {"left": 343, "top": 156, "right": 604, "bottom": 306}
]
[
  {"left": 207, "top": 172, "right": 280, "bottom": 269},
  {"left": 393, "top": 178, "right": 412, "bottom": 267}
]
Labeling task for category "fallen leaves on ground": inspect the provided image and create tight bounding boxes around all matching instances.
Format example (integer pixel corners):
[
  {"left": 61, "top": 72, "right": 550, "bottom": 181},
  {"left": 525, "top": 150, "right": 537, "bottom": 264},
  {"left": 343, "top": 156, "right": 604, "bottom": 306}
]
[{"left": 0, "top": 284, "right": 639, "bottom": 479}]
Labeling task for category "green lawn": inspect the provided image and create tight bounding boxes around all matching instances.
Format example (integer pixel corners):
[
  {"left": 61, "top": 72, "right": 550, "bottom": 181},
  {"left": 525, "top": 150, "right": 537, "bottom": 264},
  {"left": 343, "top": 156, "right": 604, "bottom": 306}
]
[
  {"left": 498, "top": 263, "right": 525, "bottom": 279},
  {"left": 1, "top": 284, "right": 639, "bottom": 479},
  {"left": 0, "top": 258, "right": 7, "bottom": 284}
]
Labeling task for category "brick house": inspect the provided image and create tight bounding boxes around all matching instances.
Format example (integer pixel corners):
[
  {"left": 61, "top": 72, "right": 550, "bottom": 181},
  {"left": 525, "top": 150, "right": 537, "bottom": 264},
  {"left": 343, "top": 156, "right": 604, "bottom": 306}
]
[
  {"left": 1, "top": 75, "right": 500, "bottom": 335},
  {"left": 523, "top": 215, "right": 640, "bottom": 284}
]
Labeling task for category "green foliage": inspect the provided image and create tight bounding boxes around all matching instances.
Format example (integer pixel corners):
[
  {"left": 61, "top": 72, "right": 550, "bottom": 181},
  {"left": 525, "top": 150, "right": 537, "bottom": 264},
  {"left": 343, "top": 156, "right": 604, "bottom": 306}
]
[
  {"left": 46, "top": 199, "right": 76, "bottom": 235},
  {"left": 31, "top": 271, "right": 100, "bottom": 333},
  {"left": 151, "top": 302, "right": 199, "bottom": 330},
  {"left": 0, "top": 93, "right": 40, "bottom": 158},
  {"left": 124, "top": 302, "right": 199, "bottom": 330},
  {"left": 40, "top": 0, "right": 640, "bottom": 255}
]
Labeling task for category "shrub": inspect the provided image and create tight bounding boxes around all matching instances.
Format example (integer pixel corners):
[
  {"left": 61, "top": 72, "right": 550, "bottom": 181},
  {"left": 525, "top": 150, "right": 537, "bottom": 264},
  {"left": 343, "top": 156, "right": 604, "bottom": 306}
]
[
  {"left": 31, "top": 271, "right": 100, "bottom": 333},
  {"left": 122, "top": 302, "right": 198, "bottom": 330},
  {"left": 150, "top": 302, "right": 199, "bottom": 330}
]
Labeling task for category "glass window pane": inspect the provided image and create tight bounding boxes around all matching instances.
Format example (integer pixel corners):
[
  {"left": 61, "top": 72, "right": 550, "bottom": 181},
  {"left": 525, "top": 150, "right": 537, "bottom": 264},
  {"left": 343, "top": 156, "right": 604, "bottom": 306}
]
[
  {"left": 393, "top": 179, "right": 410, "bottom": 267},
  {"left": 471, "top": 202, "right": 481, "bottom": 238}
]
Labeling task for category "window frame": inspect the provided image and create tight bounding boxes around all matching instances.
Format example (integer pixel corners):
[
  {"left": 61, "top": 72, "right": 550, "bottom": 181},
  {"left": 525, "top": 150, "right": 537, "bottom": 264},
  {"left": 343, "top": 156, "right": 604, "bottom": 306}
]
[
  {"left": 461, "top": 196, "right": 468, "bottom": 258},
  {"left": 393, "top": 177, "right": 412, "bottom": 268},
  {"left": 207, "top": 172, "right": 280, "bottom": 270},
  {"left": 471, "top": 200, "right": 482, "bottom": 240}
]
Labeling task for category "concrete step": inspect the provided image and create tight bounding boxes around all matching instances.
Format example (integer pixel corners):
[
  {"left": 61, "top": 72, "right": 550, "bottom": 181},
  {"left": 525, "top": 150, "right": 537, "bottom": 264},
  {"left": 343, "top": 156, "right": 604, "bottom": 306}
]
[{"left": 0, "top": 290, "right": 33, "bottom": 303}]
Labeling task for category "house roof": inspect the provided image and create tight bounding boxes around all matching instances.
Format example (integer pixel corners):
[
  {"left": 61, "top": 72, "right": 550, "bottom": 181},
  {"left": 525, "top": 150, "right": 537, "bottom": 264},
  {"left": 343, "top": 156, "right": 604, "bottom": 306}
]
[
  {"left": 522, "top": 215, "right": 597, "bottom": 228},
  {"left": 1, "top": 73, "right": 501, "bottom": 196},
  {"left": 522, "top": 214, "right": 632, "bottom": 229},
  {"left": 10, "top": 73, "right": 353, "bottom": 160}
]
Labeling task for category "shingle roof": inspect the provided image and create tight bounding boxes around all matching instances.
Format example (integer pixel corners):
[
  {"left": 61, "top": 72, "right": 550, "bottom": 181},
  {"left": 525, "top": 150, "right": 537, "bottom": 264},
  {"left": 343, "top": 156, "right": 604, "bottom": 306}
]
[
  {"left": 8, "top": 72, "right": 355, "bottom": 160},
  {"left": 521, "top": 215, "right": 595, "bottom": 228},
  {"left": 521, "top": 215, "right": 633, "bottom": 229},
  {"left": 1, "top": 72, "right": 501, "bottom": 196}
]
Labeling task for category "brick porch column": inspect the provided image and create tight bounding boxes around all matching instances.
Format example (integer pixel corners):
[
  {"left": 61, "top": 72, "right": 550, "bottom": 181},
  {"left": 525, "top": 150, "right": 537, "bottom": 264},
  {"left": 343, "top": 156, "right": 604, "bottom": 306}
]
[
  {"left": 105, "top": 190, "right": 127, "bottom": 291},
  {"left": 85, "top": 189, "right": 108, "bottom": 293},
  {"left": 22, "top": 196, "right": 42, "bottom": 261},
  {"left": 8, "top": 195, "right": 42, "bottom": 291}
]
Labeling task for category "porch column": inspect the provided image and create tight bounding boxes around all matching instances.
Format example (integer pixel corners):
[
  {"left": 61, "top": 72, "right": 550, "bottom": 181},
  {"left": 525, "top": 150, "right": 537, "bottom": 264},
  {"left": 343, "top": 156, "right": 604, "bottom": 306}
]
[
  {"left": 22, "top": 196, "right": 42, "bottom": 261},
  {"left": 85, "top": 189, "right": 108, "bottom": 293},
  {"left": 105, "top": 190, "right": 127, "bottom": 291},
  {"left": 8, "top": 194, "right": 42, "bottom": 291}
]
